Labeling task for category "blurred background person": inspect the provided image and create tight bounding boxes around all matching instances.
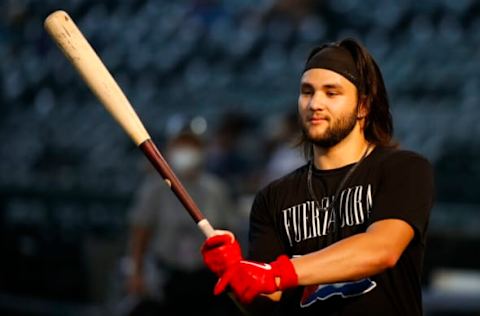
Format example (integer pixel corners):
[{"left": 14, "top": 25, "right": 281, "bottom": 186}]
[{"left": 123, "top": 130, "right": 238, "bottom": 315}]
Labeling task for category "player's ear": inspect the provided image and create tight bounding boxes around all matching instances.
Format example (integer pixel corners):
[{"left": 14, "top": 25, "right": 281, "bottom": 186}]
[{"left": 357, "top": 95, "right": 369, "bottom": 120}]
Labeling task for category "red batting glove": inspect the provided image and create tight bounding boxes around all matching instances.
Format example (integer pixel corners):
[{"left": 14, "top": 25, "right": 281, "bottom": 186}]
[
  {"left": 214, "top": 255, "right": 298, "bottom": 304},
  {"left": 201, "top": 234, "right": 243, "bottom": 276}
]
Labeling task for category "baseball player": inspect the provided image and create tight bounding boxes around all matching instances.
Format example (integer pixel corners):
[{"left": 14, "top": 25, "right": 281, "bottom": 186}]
[{"left": 201, "top": 37, "right": 435, "bottom": 315}]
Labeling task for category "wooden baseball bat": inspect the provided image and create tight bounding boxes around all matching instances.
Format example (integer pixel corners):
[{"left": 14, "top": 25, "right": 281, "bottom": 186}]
[{"left": 43, "top": 10, "right": 215, "bottom": 238}]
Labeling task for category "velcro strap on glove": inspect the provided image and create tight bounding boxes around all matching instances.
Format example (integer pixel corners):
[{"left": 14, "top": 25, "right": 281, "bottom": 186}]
[{"left": 271, "top": 254, "right": 298, "bottom": 290}]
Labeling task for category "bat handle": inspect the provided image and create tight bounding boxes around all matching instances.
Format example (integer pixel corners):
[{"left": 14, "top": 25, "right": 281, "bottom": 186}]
[
  {"left": 139, "top": 139, "right": 206, "bottom": 221},
  {"left": 197, "top": 219, "right": 215, "bottom": 238}
]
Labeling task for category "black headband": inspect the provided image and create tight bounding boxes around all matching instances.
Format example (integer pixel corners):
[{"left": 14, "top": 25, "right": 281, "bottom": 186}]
[{"left": 303, "top": 45, "right": 360, "bottom": 89}]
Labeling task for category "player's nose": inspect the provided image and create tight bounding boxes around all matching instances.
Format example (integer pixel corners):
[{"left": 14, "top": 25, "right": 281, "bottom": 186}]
[{"left": 308, "top": 93, "right": 327, "bottom": 111}]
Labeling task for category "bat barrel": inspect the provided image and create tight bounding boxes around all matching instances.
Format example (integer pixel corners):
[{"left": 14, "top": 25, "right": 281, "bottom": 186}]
[{"left": 44, "top": 10, "right": 150, "bottom": 146}]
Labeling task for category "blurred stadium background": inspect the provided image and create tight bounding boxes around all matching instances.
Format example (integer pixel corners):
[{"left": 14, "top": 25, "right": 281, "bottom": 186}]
[{"left": 1, "top": 0, "right": 480, "bottom": 315}]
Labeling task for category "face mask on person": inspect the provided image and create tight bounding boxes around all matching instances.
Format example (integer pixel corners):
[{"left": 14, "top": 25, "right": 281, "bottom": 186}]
[{"left": 168, "top": 146, "right": 204, "bottom": 174}]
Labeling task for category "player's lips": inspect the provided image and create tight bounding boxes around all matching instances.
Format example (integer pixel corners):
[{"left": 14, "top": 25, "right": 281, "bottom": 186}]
[{"left": 308, "top": 116, "right": 328, "bottom": 124}]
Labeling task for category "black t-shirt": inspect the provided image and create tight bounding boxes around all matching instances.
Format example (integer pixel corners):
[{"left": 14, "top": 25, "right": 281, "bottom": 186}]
[{"left": 247, "top": 146, "right": 435, "bottom": 316}]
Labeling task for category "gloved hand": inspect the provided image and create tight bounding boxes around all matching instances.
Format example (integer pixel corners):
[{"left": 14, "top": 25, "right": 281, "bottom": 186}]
[
  {"left": 201, "top": 233, "right": 243, "bottom": 276},
  {"left": 213, "top": 255, "right": 298, "bottom": 304}
]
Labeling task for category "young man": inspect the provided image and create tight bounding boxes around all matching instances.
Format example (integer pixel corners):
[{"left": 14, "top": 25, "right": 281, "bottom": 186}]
[{"left": 201, "top": 38, "right": 434, "bottom": 315}]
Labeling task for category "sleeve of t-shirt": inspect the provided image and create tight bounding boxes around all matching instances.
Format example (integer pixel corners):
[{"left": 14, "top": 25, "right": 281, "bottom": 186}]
[
  {"left": 368, "top": 151, "right": 435, "bottom": 241},
  {"left": 128, "top": 177, "right": 160, "bottom": 228},
  {"left": 247, "top": 188, "right": 287, "bottom": 262}
]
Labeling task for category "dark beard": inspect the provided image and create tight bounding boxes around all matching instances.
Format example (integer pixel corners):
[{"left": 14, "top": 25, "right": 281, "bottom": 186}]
[{"left": 302, "top": 111, "right": 358, "bottom": 148}]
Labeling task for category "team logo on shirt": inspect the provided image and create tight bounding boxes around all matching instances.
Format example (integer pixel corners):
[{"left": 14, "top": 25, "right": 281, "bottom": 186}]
[{"left": 300, "top": 278, "right": 377, "bottom": 307}]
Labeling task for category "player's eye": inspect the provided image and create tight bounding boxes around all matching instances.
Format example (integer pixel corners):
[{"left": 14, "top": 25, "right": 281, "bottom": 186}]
[
  {"left": 301, "top": 87, "right": 314, "bottom": 95},
  {"left": 326, "top": 90, "right": 339, "bottom": 97}
]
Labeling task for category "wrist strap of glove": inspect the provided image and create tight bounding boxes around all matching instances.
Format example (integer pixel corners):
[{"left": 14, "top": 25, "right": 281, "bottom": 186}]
[{"left": 270, "top": 255, "right": 298, "bottom": 290}]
